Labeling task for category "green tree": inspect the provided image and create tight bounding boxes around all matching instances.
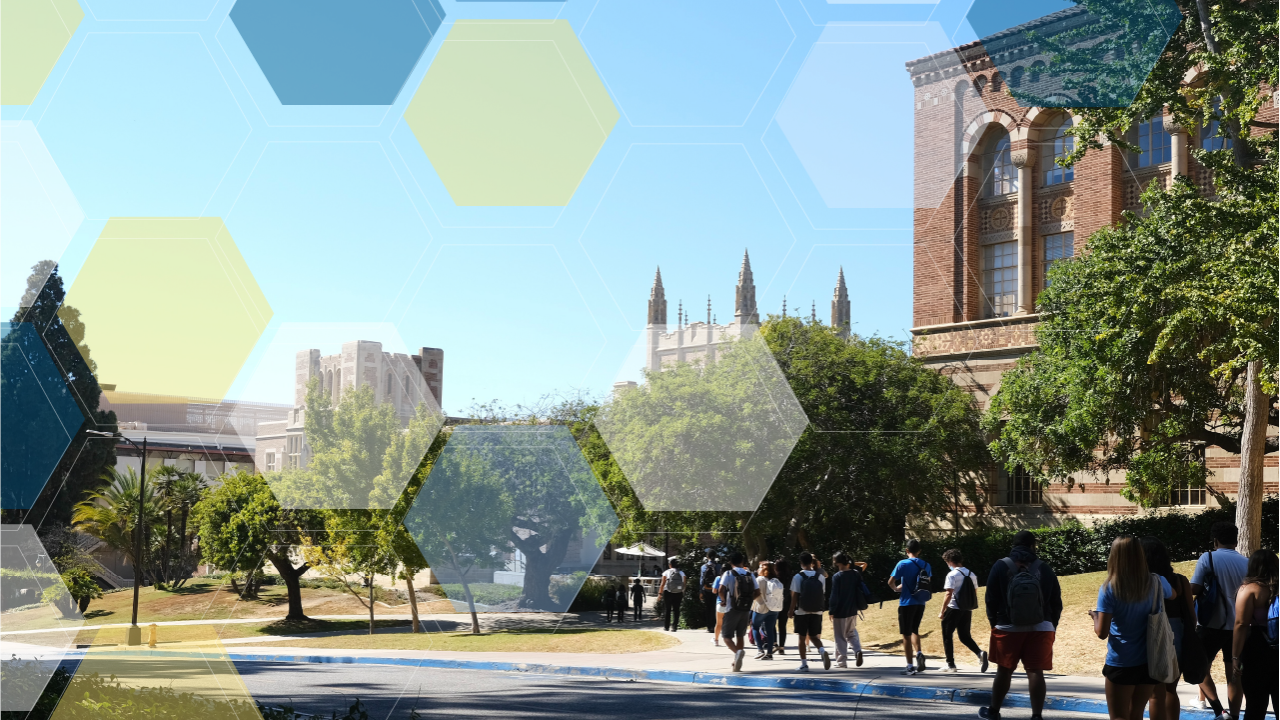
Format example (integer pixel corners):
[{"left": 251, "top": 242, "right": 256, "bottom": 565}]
[
  {"left": 987, "top": 0, "right": 1277, "bottom": 550},
  {"left": 192, "top": 471, "right": 322, "bottom": 619},
  {"left": 71, "top": 467, "right": 163, "bottom": 583},
  {"left": 2, "top": 261, "right": 117, "bottom": 526}
]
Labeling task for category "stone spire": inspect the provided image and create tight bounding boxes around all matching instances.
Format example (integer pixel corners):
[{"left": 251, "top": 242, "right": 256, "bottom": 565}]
[
  {"left": 706, "top": 295, "right": 712, "bottom": 326},
  {"left": 831, "top": 266, "right": 851, "bottom": 337},
  {"left": 677, "top": 299, "right": 683, "bottom": 328},
  {"left": 811, "top": 300, "right": 816, "bottom": 324},
  {"left": 734, "top": 249, "right": 759, "bottom": 325},
  {"left": 647, "top": 267, "right": 667, "bottom": 327}
]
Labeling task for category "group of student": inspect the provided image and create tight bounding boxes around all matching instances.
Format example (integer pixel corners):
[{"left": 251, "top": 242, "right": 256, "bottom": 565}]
[
  {"left": 653, "top": 522, "right": 1278, "bottom": 720},
  {"left": 600, "top": 577, "right": 646, "bottom": 622}
]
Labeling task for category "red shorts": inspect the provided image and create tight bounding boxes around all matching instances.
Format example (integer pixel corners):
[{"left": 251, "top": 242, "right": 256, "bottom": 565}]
[{"left": 988, "top": 629, "right": 1055, "bottom": 672}]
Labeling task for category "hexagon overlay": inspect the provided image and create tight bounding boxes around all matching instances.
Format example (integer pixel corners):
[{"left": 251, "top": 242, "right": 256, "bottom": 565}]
[
  {"left": 596, "top": 327, "right": 808, "bottom": 512},
  {"left": 1, "top": 324, "right": 84, "bottom": 510},
  {"left": 1, "top": 524, "right": 85, "bottom": 712},
  {"left": 965, "top": 0, "right": 1182, "bottom": 108},
  {"left": 223, "top": 322, "right": 445, "bottom": 510},
  {"left": 0, "top": 0, "right": 82, "bottom": 105},
  {"left": 230, "top": 0, "right": 445, "bottom": 105},
  {"left": 404, "top": 20, "right": 618, "bottom": 206},
  {"left": 404, "top": 425, "right": 618, "bottom": 614},
  {"left": 59, "top": 218, "right": 272, "bottom": 400}
]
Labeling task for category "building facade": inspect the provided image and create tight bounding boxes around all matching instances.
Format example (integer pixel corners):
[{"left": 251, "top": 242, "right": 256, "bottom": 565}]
[
  {"left": 906, "top": 15, "right": 1278, "bottom": 527},
  {"left": 254, "top": 341, "right": 444, "bottom": 473}
]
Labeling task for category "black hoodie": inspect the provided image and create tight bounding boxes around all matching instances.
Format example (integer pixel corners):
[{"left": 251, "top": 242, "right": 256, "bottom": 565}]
[{"left": 983, "top": 545, "right": 1063, "bottom": 629}]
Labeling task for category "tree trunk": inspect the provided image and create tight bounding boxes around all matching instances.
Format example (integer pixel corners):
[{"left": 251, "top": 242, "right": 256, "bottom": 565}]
[
  {"left": 266, "top": 551, "right": 310, "bottom": 621},
  {"left": 229, "top": 575, "right": 241, "bottom": 595},
  {"left": 513, "top": 530, "right": 572, "bottom": 611},
  {"left": 406, "top": 573, "right": 421, "bottom": 633},
  {"left": 368, "top": 575, "right": 375, "bottom": 635},
  {"left": 1236, "top": 360, "right": 1268, "bottom": 555},
  {"left": 174, "top": 507, "right": 190, "bottom": 588}
]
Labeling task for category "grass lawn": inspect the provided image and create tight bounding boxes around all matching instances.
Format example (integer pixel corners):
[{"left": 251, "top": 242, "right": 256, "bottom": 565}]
[
  {"left": 251, "top": 627, "right": 679, "bottom": 654},
  {"left": 831, "top": 560, "right": 1225, "bottom": 683}
]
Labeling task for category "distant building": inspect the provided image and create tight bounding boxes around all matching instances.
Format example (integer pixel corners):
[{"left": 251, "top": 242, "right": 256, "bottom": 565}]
[{"left": 254, "top": 341, "right": 444, "bottom": 473}]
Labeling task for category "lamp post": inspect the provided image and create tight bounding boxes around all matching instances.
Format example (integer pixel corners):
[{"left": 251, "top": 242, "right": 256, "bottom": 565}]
[{"left": 86, "top": 429, "right": 147, "bottom": 645}]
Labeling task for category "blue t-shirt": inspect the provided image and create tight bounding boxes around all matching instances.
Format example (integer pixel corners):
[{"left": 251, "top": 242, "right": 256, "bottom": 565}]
[
  {"left": 1096, "top": 575, "right": 1173, "bottom": 667},
  {"left": 892, "top": 558, "right": 932, "bottom": 607}
]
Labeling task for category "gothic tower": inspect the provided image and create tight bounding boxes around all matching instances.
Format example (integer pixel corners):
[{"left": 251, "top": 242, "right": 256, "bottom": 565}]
[
  {"left": 647, "top": 267, "right": 668, "bottom": 326},
  {"left": 831, "top": 267, "right": 851, "bottom": 337},
  {"left": 734, "top": 250, "right": 759, "bottom": 326}
]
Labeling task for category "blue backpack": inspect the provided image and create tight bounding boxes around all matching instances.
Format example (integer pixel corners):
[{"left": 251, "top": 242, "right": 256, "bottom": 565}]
[
  {"left": 1267, "top": 593, "right": 1278, "bottom": 649},
  {"left": 1195, "top": 551, "right": 1228, "bottom": 628}
]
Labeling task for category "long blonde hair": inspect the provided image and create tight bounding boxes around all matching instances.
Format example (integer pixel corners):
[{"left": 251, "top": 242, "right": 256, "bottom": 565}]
[{"left": 1105, "top": 535, "right": 1152, "bottom": 603}]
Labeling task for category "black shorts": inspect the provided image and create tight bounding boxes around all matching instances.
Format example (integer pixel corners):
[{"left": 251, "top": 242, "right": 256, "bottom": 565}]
[
  {"left": 1197, "top": 626, "right": 1234, "bottom": 664},
  {"left": 898, "top": 604, "right": 926, "bottom": 635},
  {"left": 792, "top": 613, "right": 823, "bottom": 638},
  {"left": 721, "top": 608, "right": 751, "bottom": 639},
  {"left": 1103, "top": 664, "right": 1157, "bottom": 686}
]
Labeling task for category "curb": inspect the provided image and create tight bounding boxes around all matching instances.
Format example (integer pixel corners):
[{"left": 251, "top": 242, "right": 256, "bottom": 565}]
[{"left": 226, "top": 653, "right": 1220, "bottom": 719}]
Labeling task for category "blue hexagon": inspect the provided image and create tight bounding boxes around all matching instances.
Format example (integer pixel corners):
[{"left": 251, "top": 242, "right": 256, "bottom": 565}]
[
  {"left": 229, "top": 0, "right": 445, "bottom": 105},
  {"left": 404, "top": 425, "right": 618, "bottom": 615},
  {"left": 1, "top": 323, "right": 84, "bottom": 510},
  {"left": 965, "top": 0, "right": 1182, "bottom": 108}
]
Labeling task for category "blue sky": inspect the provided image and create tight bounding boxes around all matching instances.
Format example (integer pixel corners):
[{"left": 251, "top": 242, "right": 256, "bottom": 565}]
[{"left": 3, "top": 0, "right": 994, "bottom": 412}]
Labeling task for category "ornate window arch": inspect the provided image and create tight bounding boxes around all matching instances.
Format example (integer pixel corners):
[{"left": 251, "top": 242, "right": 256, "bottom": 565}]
[
  {"left": 1132, "top": 115, "right": 1171, "bottom": 167},
  {"left": 1040, "top": 114, "right": 1075, "bottom": 186},
  {"left": 982, "top": 127, "right": 1016, "bottom": 197}
]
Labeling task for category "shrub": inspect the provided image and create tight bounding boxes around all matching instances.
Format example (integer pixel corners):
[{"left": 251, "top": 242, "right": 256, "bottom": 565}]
[
  {"left": 567, "top": 575, "right": 611, "bottom": 612},
  {"left": 439, "top": 582, "right": 523, "bottom": 606}
]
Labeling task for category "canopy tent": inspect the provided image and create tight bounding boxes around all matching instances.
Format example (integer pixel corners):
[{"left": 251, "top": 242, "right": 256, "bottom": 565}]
[{"left": 612, "top": 543, "right": 668, "bottom": 575}]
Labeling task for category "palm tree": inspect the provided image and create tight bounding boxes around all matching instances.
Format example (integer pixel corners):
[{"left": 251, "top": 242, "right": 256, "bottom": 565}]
[
  {"left": 168, "top": 472, "right": 207, "bottom": 587},
  {"left": 152, "top": 465, "right": 182, "bottom": 584},
  {"left": 72, "top": 467, "right": 162, "bottom": 585}
]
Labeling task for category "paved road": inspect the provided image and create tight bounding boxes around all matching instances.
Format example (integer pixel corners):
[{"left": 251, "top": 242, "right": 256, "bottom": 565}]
[{"left": 236, "top": 662, "right": 1101, "bottom": 720}]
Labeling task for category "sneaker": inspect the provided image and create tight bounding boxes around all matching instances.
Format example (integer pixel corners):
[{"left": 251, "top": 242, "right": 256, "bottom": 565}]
[
  {"left": 855, "top": 650, "right": 864, "bottom": 667},
  {"left": 776, "top": 646, "right": 786, "bottom": 655},
  {"left": 797, "top": 662, "right": 810, "bottom": 673},
  {"left": 820, "top": 648, "right": 832, "bottom": 670},
  {"left": 761, "top": 653, "right": 773, "bottom": 661},
  {"left": 754, "top": 651, "right": 766, "bottom": 660},
  {"left": 978, "top": 708, "right": 1000, "bottom": 720},
  {"left": 835, "top": 661, "right": 848, "bottom": 669},
  {"left": 979, "top": 650, "right": 989, "bottom": 673},
  {"left": 916, "top": 651, "right": 927, "bottom": 671},
  {"left": 944, "top": 664, "right": 959, "bottom": 673},
  {"left": 901, "top": 665, "right": 918, "bottom": 676},
  {"left": 733, "top": 649, "right": 745, "bottom": 672}
]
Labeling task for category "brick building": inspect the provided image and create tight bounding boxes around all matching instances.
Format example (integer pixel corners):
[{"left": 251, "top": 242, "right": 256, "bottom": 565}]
[{"left": 905, "top": 11, "right": 1278, "bottom": 528}]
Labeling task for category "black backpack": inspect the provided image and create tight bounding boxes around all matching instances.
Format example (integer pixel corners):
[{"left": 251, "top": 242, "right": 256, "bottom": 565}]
[
  {"left": 1002, "top": 557, "right": 1044, "bottom": 626},
  {"left": 798, "top": 571, "right": 826, "bottom": 613},
  {"left": 731, "top": 570, "right": 756, "bottom": 611},
  {"left": 955, "top": 568, "right": 979, "bottom": 611},
  {"left": 1195, "top": 551, "right": 1227, "bottom": 629}
]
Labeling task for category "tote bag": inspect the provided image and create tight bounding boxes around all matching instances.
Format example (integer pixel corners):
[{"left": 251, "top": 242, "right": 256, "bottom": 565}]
[{"left": 1146, "top": 574, "right": 1180, "bottom": 684}]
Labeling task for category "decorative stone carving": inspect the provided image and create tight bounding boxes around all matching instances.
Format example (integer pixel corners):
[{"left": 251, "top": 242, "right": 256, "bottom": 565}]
[{"left": 1010, "top": 150, "right": 1033, "bottom": 169}]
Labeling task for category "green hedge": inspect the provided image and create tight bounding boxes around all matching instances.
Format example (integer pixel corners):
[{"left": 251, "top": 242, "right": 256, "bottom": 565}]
[{"left": 859, "top": 496, "right": 1278, "bottom": 592}]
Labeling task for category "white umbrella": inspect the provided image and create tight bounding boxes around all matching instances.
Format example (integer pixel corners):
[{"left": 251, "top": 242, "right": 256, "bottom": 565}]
[{"left": 613, "top": 543, "right": 666, "bottom": 575}]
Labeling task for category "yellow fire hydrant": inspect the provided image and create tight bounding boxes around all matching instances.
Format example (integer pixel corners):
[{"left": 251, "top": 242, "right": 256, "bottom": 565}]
[{"left": 147, "top": 623, "right": 158, "bottom": 648}]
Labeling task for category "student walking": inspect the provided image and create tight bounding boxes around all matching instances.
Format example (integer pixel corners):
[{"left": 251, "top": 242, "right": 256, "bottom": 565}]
[
  {"left": 789, "top": 552, "right": 832, "bottom": 672},
  {"left": 603, "top": 584, "right": 616, "bottom": 623},
  {"left": 1229, "top": 549, "right": 1278, "bottom": 720},
  {"left": 718, "top": 552, "right": 761, "bottom": 672},
  {"left": 752, "top": 560, "right": 783, "bottom": 659},
  {"left": 775, "top": 558, "right": 794, "bottom": 655},
  {"left": 1090, "top": 535, "right": 1174, "bottom": 720},
  {"left": 659, "top": 559, "right": 686, "bottom": 632},
  {"left": 939, "top": 548, "right": 988, "bottom": 673},
  {"left": 1192, "top": 522, "right": 1250, "bottom": 720},
  {"left": 1142, "top": 537, "right": 1195, "bottom": 720},
  {"left": 631, "top": 578, "right": 645, "bottom": 621},
  {"left": 980, "top": 530, "right": 1063, "bottom": 720},
  {"left": 711, "top": 574, "right": 727, "bottom": 646},
  {"left": 829, "top": 552, "right": 868, "bottom": 668},
  {"left": 616, "top": 576, "right": 629, "bottom": 622},
  {"left": 889, "top": 538, "right": 933, "bottom": 675},
  {"left": 700, "top": 555, "right": 719, "bottom": 634}
]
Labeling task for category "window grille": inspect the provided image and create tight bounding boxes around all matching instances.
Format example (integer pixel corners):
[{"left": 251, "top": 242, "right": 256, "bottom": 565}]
[
  {"left": 984, "top": 133, "right": 1017, "bottom": 197},
  {"left": 1136, "top": 116, "right": 1172, "bottom": 168},
  {"left": 983, "top": 241, "right": 1018, "bottom": 318},
  {"left": 1042, "top": 232, "right": 1074, "bottom": 288},
  {"left": 1002, "top": 466, "right": 1041, "bottom": 505},
  {"left": 1169, "top": 485, "right": 1206, "bottom": 506},
  {"left": 1041, "top": 117, "right": 1075, "bottom": 186}
]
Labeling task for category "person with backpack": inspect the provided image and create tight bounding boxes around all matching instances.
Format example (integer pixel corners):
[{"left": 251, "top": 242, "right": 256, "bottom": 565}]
[
  {"left": 752, "top": 560, "right": 784, "bottom": 660},
  {"left": 1089, "top": 535, "right": 1174, "bottom": 720},
  {"left": 631, "top": 577, "right": 646, "bottom": 621},
  {"left": 829, "top": 552, "right": 869, "bottom": 668},
  {"left": 1143, "top": 537, "right": 1196, "bottom": 720},
  {"left": 659, "top": 558, "right": 686, "bottom": 632},
  {"left": 1229, "top": 549, "right": 1278, "bottom": 720},
  {"left": 602, "top": 584, "right": 616, "bottom": 623},
  {"left": 979, "top": 530, "right": 1063, "bottom": 720},
  {"left": 789, "top": 552, "right": 832, "bottom": 672},
  {"left": 700, "top": 554, "right": 720, "bottom": 635},
  {"left": 717, "top": 551, "right": 761, "bottom": 672},
  {"left": 888, "top": 538, "right": 934, "bottom": 675},
  {"left": 939, "top": 548, "right": 988, "bottom": 673},
  {"left": 1191, "top": 522, "right": 1250, "bottom": 720},
  {"left": 774, "top": 558, "right": 794, "bottom": 655}
]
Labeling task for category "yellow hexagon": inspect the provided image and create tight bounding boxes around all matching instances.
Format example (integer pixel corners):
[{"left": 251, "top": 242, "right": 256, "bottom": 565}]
[
  {"left": 1, "top": 0, "right": 83, "bottom": 105},
  {"left": 60, "top": 218, "right": 272, "bottom": 399},
  {"left": 404, "top": 20, "right": 618, "bottom": 206}
]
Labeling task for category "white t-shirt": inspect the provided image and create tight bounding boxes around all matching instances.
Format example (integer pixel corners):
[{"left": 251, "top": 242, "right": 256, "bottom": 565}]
[
  {"left": 789, "top": 570, "right": 826, "bottom": 615},
  {"left": 720, "top": 568, "right": 759, "bottom": 610},
  {"left": 661, "top": 568, "right": 686, "bottom": 592},
  {"left": 945, "top": 567, "right": 978, "bottom": 610}
]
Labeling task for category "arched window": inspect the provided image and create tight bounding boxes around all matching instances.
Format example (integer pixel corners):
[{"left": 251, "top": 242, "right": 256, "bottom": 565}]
[
  {"left": 1201, "top": 97, "right": 1233, "bottom": 151},
  {"left": 1133, "top": 116, "right": 1171, "bottom": 167},
  {"left": 990, "top": 72, "right": 1003, "bottom": 92},
  {"left": 325, "top": 370, "right": 333, "bottom": 396},
  {"left": 982, "top": 128, "right": 1017, "bottom": 197},
  {"left": 974, "top": 75, "right": 988, "bottom": 95},
  {"left": 1029, "top": 61, "right": 1044, "bottom": 84},
  {"left": 1041, "top": 115, "right": 1074, "bottom": 186},
  {"left": 1009, "top": 66, "right": 1024, "bottom": 88}
]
